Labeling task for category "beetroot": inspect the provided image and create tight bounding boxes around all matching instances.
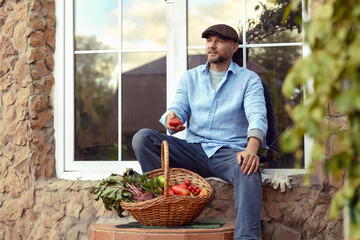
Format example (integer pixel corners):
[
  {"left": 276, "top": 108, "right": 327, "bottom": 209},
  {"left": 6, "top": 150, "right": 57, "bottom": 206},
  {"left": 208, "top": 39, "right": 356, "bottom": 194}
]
[{"left": 132, "top": 192, "right": 154, "bottom": 202}]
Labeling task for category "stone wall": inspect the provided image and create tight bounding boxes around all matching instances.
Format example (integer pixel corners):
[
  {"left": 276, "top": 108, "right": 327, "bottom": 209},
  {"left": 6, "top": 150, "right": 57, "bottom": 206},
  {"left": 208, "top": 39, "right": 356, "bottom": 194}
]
[
  {"left": 0, "top": 0, "right": 344, "bottom": 239},
  {"left": 201, "top": 178, "right": 343, "bottom": 240}
]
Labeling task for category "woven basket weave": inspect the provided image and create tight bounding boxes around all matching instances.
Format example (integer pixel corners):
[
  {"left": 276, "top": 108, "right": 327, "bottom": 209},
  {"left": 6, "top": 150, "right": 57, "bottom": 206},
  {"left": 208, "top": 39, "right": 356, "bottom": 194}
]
[{"left": 120, "top": 140, "right": 213, "bottom": 226}]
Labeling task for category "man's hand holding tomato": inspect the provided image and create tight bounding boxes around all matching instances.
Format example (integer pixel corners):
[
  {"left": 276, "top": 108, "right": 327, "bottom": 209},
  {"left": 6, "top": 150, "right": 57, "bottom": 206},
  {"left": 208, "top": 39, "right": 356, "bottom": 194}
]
[{"left": 166, "top": 111, "right": 186, "bottom": 133}]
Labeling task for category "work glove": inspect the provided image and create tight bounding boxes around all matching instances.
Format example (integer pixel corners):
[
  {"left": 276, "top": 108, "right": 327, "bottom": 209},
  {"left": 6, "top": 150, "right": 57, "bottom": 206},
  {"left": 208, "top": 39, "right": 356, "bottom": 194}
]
[{"left": 268, "top": 172, "right": 292, "bottom": 192}]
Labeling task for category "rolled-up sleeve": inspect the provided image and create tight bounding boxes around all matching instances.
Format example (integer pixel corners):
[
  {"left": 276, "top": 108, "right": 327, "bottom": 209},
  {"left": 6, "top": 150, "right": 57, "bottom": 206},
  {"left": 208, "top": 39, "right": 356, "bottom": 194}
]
[{"left": 244, "top": 73, "right": 268, "bottom": 145}]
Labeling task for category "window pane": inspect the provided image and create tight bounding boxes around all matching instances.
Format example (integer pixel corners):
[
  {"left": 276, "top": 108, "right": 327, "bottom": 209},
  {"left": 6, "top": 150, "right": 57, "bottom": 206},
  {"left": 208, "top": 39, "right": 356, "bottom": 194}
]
[
  {"left": 74, "top": 0, "right": 118, "bottom": 51},
  {"left": 74, "top": 53, "right": 118, "bottom": 161},
  {"left": 122, "top": 0, "right": 166, "bottom": 50},
  {"left": 188, "top": 49, "right": 207, "bottom": 69},
  {"left": 188, "top": 0, "right": 243, "bottom": 46},
  {"left": 248, "top": 46, "right": 303, "bottom": 168},
  {"left": 121, "top": 52, "right": 167, "bottom": 160},
  {"left": 245, "top": 0, "right": 302, "bottom": 44}
]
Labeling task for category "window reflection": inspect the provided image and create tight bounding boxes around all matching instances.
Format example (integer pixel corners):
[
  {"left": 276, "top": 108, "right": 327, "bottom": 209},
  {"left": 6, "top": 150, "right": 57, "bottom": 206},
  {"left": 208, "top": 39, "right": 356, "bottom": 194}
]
[
  {"left": 188, "top": 0, "right": 242, "bottom": 46},
  {"left": 122, "top": 0, "right": 166, "bottom": 49},
  {"left": 248, "top": 46, "right": 303, "bottom": 168},
  {"left": 74, "top": 0, "right": 118, "bottom": 50},
  {"left": 121, "top": 53, "right": 167, "bottom": 160},
  {"left": 188, "top": 0, "right": 302, "bottom": 46},
  {"left": 245, "top": 0, "right": 302, "bottom": 44},
  {"left": 74, "top": 53, "right": 118, "bottom": 161}
]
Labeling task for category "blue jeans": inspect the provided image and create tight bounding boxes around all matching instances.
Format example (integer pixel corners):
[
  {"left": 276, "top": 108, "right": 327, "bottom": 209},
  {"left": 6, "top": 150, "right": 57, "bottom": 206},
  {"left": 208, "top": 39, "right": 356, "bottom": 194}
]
[{"left": 132, "top": 129, "right": 262, "bottom": 240}]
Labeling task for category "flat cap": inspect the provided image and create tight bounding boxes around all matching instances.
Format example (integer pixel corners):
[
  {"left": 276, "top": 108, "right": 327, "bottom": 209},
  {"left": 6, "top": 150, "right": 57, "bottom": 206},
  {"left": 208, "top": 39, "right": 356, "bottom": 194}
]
[{"left": 201, "top": 24, "right": 239, "bottom": 43}]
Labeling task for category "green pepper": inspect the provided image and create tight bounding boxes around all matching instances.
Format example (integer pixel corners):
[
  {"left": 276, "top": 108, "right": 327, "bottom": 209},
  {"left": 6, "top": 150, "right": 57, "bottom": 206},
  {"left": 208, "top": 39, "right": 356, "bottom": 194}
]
[
  {"left": 158, "top": 176, "right": 165, "bottom": 188},
  {"left": 157, "top": 175, "right": 171, "bottom": 188}
]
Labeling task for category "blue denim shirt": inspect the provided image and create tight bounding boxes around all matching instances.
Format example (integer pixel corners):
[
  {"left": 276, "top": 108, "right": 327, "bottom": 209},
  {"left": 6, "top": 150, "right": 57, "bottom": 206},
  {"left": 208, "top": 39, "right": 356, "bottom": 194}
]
[{"left": 160, "top": 61, "right": 268, "bottom": 157}]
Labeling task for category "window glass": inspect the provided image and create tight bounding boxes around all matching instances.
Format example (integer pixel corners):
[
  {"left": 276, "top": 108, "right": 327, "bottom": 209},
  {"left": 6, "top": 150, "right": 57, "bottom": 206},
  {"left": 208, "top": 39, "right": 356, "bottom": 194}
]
[
  {"left": 248, "top": 46, "right": 303, "bottom": 168},
  {"left": 188, "top": 0, "right": 243, "bottom": 46},
  {"left": 245, "top": 0, "right": 302, "bottom": 44},
  {"left": 121, "top": 52, "right": 167, "bottom": 160},
  {"left": 74, "top": 53, "right": 118, "bottom": 161},
  {"left": 122, "top": 0, "right": 166, "bottom": 49},
  {"left": 188, "top": 50, "right": 207, "bottom": 69},
  {"left": 74, "top": 0, "right": 119, "bottom": 50},
  {"left": 72, "top": 0, "right": 166, "bottom": 163}
]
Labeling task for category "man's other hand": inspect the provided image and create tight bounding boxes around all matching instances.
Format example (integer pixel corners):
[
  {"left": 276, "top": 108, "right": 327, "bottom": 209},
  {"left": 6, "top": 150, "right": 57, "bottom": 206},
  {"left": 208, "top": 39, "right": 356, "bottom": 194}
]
[
  {"left": 237, "top": 137, "right": 261, "bottom": 175},
  {"left": 237, "top": 150, "right": 259, "bottom": 175}
]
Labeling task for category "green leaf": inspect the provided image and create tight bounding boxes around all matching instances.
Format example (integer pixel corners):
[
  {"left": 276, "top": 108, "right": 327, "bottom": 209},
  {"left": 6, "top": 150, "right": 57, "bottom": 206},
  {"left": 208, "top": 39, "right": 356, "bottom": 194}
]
[
  {"left": 313, "top": 1, "right": 334, "bottom": 20},
  {"left": 311, "top": 141, "right": 324, "bottom": 162},
  {"left": 334, "top": 89, "right": 360, "bottom": 112},
  {"left": 330, "top": 190, "right": 345, "bottom": 219},
  {"left": 280, "top": 127, "right": 302, "bottom": 153}
]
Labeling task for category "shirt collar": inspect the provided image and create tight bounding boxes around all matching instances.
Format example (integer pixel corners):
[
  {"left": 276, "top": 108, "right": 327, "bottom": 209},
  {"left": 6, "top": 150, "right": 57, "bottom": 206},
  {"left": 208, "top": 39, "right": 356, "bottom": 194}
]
[{"left": 201, "top": 60, "right": 237, "bottom": 76}]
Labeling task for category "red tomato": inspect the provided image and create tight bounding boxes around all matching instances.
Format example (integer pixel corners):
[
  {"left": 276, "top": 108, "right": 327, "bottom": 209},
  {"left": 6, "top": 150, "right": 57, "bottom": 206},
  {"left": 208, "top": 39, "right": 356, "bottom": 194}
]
[
  {"left": 171, "top": 185, "right": 190, "bottom": 196},
  {"left": 169, "top": 118, "right": 183, "bottom": 127},
  {"left": 184, "top": 179, "right": 191, "bottom": 186}
]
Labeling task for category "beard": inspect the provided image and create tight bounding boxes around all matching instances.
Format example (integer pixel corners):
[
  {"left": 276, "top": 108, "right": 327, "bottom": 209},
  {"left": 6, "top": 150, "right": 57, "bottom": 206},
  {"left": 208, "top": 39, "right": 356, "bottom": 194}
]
[{"left": 207, "top": 51, "right": 232, "bottom": 63}]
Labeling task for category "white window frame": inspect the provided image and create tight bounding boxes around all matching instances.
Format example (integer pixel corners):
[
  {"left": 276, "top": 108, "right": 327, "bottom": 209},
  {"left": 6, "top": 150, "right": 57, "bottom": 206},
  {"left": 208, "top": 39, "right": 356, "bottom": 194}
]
[
  {"left": 55, "top": 0, "right": 168, "bottom": 180},
  {"left": 55, "top": 0, "right": 311, "bottom": 180}
]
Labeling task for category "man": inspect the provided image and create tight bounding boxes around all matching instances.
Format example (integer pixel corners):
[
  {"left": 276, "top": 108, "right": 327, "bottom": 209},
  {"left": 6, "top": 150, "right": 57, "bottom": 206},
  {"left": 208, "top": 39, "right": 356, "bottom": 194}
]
[{"left": 132, "top": 24, "right": 267, "bottom": 239}]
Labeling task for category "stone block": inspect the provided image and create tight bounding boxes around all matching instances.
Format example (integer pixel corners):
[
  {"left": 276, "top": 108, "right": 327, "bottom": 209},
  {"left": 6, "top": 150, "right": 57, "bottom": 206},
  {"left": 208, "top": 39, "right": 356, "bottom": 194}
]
[
  {"left": 1, "top": 12, "right": 17, "bottom": 37},
  {"left": 46, "top": 54, "right": 54, "bottom": 71},
  {"left": 24, "top": 209, "right": 38, "bottom": 222},
  {"left": 0, "top": 159, "right": 11, "bottom": 177},
  {"left": 0, "top": 200, "right": 23, "bottom": 221},
  {"left": 66, "top": 202, "right": 83, "bottom": 218},
  {"left": 14, "top": 0, "right": 28, "bottom": 21},
  {"left": 14, "top": 121, "right": 28, "bottom": 146},
  {"left": 30, "top": 109, "right": 52, "bottom": 129},
  {"left": 44, "top": 25, "right": 55, "bottom": 49},
  {"left": 13, "top": 21, "right": 27, "bottom": 52},
  {"left": 3, "top": 91, "right": 16, "bottom": 106},
  {"left": 29, "top": 31, "right": 45, "bottom": 47},
  {"left": 27, "top": 47, "right": 45, "bottom": 64},
  {"left": 21, "top": 189, "right": 35, "bottom": 209},
  {"left": 264, "top": 200, "right": 282, "bottom": 221},
  {"left": 35, "top": 60, "right": 48, "bottom": 75},
  {"left": 271, "top": 222, "right": 301, "bottom": 240},
  {"left": 29, "top": 94, "right": 48, "bottom": 118},
  {"left": 29, "top": 11, "right": 46, "bottom": 31},
  {"left": 40, "top": 209, "right": 64, "bottom": 228}
]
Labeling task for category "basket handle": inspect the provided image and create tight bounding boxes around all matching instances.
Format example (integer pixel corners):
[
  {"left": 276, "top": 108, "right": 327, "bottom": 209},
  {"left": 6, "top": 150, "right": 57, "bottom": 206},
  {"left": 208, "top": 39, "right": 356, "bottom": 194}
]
[{"left": 161, "top": 140, "right": 170, "bottom": 199}]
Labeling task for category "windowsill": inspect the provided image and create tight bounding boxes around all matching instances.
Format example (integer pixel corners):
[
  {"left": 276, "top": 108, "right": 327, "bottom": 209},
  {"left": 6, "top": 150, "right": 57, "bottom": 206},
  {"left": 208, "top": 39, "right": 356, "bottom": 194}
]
[{"left": 56, "top": 167, "right": 306, "bottom": 181}]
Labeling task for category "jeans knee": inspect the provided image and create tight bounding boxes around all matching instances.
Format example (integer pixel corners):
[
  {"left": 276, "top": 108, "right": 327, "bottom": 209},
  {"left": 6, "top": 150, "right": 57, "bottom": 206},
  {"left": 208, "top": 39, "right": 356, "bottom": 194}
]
[
  {"left": 234, "top": 169, "right": 262, "bottom": 188},
  {"left": 132, "top": 128, "right": 153, "bottom": 150}
]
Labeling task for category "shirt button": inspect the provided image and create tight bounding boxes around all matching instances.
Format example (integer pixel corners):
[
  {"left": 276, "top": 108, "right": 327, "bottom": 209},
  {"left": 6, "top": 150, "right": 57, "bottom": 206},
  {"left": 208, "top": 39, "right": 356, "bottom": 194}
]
[{"left": 210, "top": 113, "right": 213, "bottom": 116}]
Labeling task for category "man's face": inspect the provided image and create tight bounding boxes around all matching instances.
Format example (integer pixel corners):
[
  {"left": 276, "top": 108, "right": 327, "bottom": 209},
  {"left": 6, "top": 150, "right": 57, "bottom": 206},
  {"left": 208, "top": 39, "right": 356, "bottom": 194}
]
[{"left": 206, "top": 34, "right": 237, "bottom": 64}]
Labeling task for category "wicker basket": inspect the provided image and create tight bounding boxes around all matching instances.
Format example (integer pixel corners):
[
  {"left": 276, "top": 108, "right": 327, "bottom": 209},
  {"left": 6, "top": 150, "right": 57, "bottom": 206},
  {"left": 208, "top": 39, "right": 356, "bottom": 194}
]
[{"left": 120, "top": 140, "right": 213, "bottom": 226}]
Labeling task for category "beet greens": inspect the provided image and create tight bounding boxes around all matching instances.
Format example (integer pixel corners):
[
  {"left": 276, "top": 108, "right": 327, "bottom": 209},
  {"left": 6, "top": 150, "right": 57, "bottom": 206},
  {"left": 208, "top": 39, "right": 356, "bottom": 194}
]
[{"left": 89, "top": 168, "right": 162, "bottom": 218}]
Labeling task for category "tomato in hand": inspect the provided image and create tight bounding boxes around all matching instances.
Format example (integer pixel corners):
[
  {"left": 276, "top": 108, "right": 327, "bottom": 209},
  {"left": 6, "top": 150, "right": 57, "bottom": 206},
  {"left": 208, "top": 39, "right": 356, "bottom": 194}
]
[{"left": 169, "top": 118, "right": 183, "bottom": 127}]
